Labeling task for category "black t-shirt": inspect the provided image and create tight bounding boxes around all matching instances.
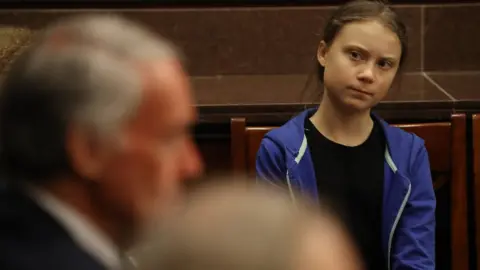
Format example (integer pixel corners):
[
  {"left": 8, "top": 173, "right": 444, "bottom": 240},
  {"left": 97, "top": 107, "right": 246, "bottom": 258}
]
[{"left": 304, "top": 117, "right": 386, "bottom": 270}]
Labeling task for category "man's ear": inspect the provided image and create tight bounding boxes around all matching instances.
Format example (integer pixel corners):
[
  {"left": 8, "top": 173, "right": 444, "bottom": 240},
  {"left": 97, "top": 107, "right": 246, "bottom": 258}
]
[
  {"left": 317, "top": 41, "right": 329, "bottom": 67},
  {"left": 65, "top": 125, "right": 108, "bottom": 181}
]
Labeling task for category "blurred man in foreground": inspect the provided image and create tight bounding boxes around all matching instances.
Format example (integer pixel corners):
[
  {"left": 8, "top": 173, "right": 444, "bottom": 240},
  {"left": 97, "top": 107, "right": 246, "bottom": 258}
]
[
  {"left": 134, "top": 180, "right": 364, "bottom": 270},
  {"left": 0, "top": 14, "right": 202, "bottom": 270}
]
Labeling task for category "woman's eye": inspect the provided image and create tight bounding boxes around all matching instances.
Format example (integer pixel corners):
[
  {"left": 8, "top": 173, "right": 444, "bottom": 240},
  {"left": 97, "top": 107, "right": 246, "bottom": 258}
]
[
  {"left": 378, "top": 60, "right": 393, "bottom": 69},
  {"left": 349, "top": 51, "right": 362, "bottom": 61}
]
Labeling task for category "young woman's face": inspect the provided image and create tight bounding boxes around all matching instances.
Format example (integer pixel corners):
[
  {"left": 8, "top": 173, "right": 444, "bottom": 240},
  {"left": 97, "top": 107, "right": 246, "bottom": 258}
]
[{"left": 318, "top": 19, "right": 402, "bottom": 112}]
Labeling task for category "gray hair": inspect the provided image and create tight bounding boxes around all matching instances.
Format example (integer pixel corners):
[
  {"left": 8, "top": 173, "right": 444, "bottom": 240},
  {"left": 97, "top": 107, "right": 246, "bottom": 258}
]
[
  {"left": 133, "top": 180, "right": 339, "bottom": 270},
  {"left": 0, "top": 14, "right": 180, "bottom": 182}
]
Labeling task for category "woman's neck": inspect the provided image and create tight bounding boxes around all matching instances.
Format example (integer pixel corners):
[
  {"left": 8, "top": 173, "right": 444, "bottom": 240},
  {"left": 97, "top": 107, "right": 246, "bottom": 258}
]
[{"left": 309, "top": 94, "right": 374, "bottom": 147}]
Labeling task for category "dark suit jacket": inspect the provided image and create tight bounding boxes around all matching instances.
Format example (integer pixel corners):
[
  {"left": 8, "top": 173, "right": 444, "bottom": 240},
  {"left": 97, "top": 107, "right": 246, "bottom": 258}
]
[{"left": 0, "top": 185, "right": 107, "bottom": 270}]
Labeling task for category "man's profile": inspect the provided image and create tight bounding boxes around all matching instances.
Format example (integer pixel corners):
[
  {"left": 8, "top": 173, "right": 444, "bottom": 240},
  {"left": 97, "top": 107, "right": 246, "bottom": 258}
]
[{"left": 0, "top": 14, "right": 202, "bottom": 270}]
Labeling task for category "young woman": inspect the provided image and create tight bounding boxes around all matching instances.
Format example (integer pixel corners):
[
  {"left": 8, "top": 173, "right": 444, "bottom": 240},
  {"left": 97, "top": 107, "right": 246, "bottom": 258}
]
[{"left": 256, "top": 1, "right": 435, "bottom": 270}]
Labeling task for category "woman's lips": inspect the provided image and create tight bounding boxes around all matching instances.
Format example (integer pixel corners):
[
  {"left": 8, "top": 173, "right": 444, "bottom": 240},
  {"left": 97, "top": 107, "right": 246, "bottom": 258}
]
[{"left": 348, "top": 86, "right": 373, "bottom": 96}]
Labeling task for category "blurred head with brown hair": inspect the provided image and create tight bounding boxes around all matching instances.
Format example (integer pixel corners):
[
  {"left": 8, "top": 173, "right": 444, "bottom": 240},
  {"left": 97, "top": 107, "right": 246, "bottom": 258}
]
[{"left": 134, "top": 179, "right": 363, "bottom": 270}]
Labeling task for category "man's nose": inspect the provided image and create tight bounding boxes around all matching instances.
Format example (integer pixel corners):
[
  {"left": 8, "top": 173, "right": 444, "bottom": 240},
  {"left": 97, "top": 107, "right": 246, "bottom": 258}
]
[{"left": 181, "top": 139, "right": 204, "bottom": 180}]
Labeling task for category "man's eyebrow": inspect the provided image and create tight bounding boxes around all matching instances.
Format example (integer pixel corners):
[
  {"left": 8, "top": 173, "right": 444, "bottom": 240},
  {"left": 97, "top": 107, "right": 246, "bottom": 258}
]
[{"left": 44, "top": 29, "right": 73, "bottom": 50}]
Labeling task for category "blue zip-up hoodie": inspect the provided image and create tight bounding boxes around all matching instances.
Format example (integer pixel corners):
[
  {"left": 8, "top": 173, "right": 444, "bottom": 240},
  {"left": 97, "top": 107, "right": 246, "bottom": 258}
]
[{"left": 256, "top": 109, "right": 436, "bottom": 270}]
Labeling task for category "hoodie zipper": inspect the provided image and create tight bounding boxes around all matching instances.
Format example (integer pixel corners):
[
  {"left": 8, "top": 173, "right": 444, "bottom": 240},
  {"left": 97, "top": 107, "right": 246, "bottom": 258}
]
[
  {"left": 387, "top": 183, "right": 411, "bottom": 270},
  {"left": 286, "top": 171, "right": 296, "bottom": 204},
  {"left": 385, "top": 148, "right": 412, "bottom": 270}
]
